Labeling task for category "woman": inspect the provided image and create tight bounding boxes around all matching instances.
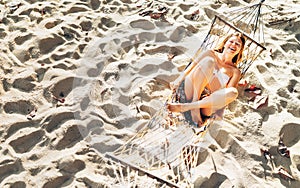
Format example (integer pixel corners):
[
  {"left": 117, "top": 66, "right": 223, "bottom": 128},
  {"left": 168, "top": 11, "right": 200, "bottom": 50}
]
[{"left": 167, "top": 33, "right": 246, "bottom": 126}]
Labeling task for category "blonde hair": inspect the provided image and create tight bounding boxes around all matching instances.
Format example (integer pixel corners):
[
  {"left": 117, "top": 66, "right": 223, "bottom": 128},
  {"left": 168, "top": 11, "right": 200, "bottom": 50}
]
[{"left": 214, "top": 33, "right": 246, "bottom": 64}]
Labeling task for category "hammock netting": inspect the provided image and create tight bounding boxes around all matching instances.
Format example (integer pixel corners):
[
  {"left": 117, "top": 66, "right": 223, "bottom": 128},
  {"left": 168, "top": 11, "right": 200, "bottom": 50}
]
[
  {"left": 105, "top": 1, "right": 266, "bottom": 187},
  {"left": 194, "top": 0, "right": 266, "bottom": 77}
]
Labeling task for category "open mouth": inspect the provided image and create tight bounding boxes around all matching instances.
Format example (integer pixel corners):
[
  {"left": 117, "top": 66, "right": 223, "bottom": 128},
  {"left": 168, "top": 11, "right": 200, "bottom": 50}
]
[{"left": 229, "top": 47, "right": 236, "bottom": 52}]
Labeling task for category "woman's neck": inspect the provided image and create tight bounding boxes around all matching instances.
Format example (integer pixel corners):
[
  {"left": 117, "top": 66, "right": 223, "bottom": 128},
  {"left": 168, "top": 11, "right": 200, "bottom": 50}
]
[{"left": 218, "top": 52, "right": 234, "bottom": 66}]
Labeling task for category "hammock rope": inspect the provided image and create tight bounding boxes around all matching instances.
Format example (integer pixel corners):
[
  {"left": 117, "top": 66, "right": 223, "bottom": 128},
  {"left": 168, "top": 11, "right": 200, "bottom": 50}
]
[
  {"left": 105, "top": 1, "right": 267, "bottom": 187},
  {"left": 193, "top": 0, "right": 266, "bottom": 77}
]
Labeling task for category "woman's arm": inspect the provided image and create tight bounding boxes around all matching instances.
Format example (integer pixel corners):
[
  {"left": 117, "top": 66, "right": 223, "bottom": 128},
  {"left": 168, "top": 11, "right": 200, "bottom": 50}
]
[{"left": 226, "top": 68, "right": 241, "bottom": 88}]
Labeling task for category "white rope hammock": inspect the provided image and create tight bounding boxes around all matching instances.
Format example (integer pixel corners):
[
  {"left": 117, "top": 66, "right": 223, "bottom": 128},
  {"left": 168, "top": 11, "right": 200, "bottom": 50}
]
[{"left": 105, "top": 1, "right": 267, "bottom": 187}]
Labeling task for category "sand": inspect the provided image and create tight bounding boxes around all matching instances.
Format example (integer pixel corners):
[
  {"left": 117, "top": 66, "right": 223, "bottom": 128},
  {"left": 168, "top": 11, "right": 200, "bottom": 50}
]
[{"left": 0, "top": 0, "right": 299, "bottom": 187}]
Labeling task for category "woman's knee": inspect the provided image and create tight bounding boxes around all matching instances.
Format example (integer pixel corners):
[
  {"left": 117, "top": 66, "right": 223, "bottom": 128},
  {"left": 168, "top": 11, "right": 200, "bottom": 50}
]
[
  {"left": 200, "top": 57, "right": 215, "bottom": 70},
  {"left": 226, "top": 87, "right": 238, "bottom": 99},
  {"left": 192, "top": 57, "right": 215, "bottom": 80}
]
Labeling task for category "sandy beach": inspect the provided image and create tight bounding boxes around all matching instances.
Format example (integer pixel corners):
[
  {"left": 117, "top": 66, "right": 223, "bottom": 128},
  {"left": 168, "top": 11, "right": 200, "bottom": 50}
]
[{"left": 0, "top": 0, "right": 299, "bottom": 187}]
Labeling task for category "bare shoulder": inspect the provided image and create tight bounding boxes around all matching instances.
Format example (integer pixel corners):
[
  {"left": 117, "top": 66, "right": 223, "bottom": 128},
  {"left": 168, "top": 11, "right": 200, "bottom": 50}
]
[
  {"left": 232, "top": 67, "right": 241, "bottom": 78},
  {"left": 227, "top": 66, "right": 241, "bottom": 87},
  {"left": 226, "top": 65, "right": 241, "bottom": 77}
]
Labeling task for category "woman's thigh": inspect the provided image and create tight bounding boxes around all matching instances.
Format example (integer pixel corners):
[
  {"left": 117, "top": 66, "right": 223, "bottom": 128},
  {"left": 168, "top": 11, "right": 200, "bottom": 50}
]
[
  {"left": 184, "top": 57, "right": 215, "bottom": 100},
  {"left": 200, "top": 87, "right": 239, "bottom": 116},
  {"left": 201, "top": 107, "right": 213, "bottom": 117},
  {"left": 184, "top": 76, "right": 193, "bottom": 100}
]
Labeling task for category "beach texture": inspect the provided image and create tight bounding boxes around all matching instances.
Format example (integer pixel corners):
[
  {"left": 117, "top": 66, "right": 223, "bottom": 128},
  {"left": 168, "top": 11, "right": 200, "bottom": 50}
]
[{"left": 0, "top": 0, "right": 300, "bottom": 187}]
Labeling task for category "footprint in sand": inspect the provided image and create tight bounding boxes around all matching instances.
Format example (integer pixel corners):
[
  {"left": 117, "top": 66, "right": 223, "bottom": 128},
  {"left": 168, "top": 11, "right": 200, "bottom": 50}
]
[
  {"left": 5, "top": 120, "right": 39, "bottom": 139},
  {"left": 256, "top": 64, "right": 277, "bottom": 86},
  {"left": 0, "top": 159, "right": 23, "bottom": 182},
  {"left": 287, "top": 79, "right": 299, "bottom": 93},
  {"left": 44, "top": 19, "right": 63, "bottom": 29},
  {"left": 155, "top": 32, "right": 169, "bottom": 42},
  {"left": 284, "top": 20, "right": 300, "bottom": 33},
  {"left": 3, "top": 100, "right": 36, "bottom": 115},
  {"left": 42, "top": 175, "right": 72, "bottom": 188},
  {"left": 50, "top": 77, "right": 79, "bottom": 102},
  {"left": 38, "top": 34, "right": 65, "bottom": 54},
  {"left": 277, "top": 79, "right": 300, "bottom": 117},
  {"left": 14, "top": 33, "right": 33, "bottom": 45},
  {"left": 100, "top": 17, "right": 117, "bottom": 29},
  {"left": 137, "top": 32, "right": 155, "bottom": 42},
  {"left": 42, "top": 111, "right": 75, "bottom": 133},
  {"left": 13, "top": 76, "right": 36, "bottom": 92},
  {"left": 58, "top": 158, "right": 86, "bottom": 174},
  {"left": 80, "top": 20, "right": 92, "bottom": 32},
  {"left": 280, "top": 40, "right": 300, "bottom": 53},
  {"left": 170, "top": 26, "right": 187, "bottom": 43},
  {"left": 287, "top": 102, "right": 300, "bottom": 118},
  {"left": 66, "top": 5, "right": 89, "bottom": 14},
  {"left": 130, "top": 19, "right": 155, "bottom": 30},
  {"left": 292, "top": 68, "right": 300, "bottom": 77},
  {"left": 89, "top": 0, "right": 100, "bottom": 10},
  {"left": 7, "top": 181, "right": 26, "bottom": 188},
  {"left": 277, "top": 88, "right": 291, "bottom": 99},
  {"left": 279, "top": 123, "right": 300, "bottom": 147},
  {"left": 9, "top": 130, "right": 45, "bottom": 153},
  {"left": 55, "top": 124, "right": 87, "bottom": 150}
]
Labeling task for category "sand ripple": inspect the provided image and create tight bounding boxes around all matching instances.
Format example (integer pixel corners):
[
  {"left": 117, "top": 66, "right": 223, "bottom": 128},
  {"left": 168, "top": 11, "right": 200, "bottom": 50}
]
[{"left": 0, "top": 0, "right": 299, "bottom": 187}]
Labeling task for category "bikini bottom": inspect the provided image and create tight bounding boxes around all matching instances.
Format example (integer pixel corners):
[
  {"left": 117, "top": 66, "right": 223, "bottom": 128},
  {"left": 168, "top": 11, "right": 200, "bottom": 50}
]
[{"left": 176, "top": 81, "right": 211, "bottom": 127}]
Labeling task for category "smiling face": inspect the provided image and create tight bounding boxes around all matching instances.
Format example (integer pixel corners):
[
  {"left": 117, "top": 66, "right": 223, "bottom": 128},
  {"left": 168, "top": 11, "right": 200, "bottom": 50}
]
[
  {"left": 223, "top": 36, "right": 243, "bottom": 57},
  {"left": 215, "top": 33, "right": 246, "bottom": 64}
]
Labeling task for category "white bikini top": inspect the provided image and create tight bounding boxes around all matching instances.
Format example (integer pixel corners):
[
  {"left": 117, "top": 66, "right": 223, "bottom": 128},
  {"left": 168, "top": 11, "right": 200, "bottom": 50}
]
[
  {"left": 211, "top": 50, "right": 230, "bottom": 88},
  {"left": 213, "top": 68, "right": 230, "bottom": 88}
]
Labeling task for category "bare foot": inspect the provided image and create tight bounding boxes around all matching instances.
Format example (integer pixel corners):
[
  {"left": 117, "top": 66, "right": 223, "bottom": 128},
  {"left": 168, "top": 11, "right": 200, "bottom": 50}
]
[
  {"left": 191, "top": 108, "right": 202, "bottom": 125},
  {"left": 167, "top": 103, "right": 189, "bottom": 112}
]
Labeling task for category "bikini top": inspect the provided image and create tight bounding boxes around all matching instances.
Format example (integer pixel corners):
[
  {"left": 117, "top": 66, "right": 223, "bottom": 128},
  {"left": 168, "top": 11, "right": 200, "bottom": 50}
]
[
  {"left": 210, "top": 51, "right": 231, "bottom": 88},
  {"left": 212, "top": 68, "right": 230, "bottom": 88}
]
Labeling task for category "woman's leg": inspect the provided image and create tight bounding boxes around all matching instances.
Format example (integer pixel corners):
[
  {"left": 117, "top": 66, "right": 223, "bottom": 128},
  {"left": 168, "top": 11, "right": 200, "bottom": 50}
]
[
  {"left": 200, "top": 87, "right": 238, "bottom": 116},
  {"left": 181, "top": 57, "right": 215, "bottom": 124},
  {"left": 171, "top": 87, "right": 238, "bottom": 117},
  {"left": 184, "top": 57, "right": 215, "bottom": 100},
  {"left": 169, "top": 87, "right": 238, "bottom": 113}
]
